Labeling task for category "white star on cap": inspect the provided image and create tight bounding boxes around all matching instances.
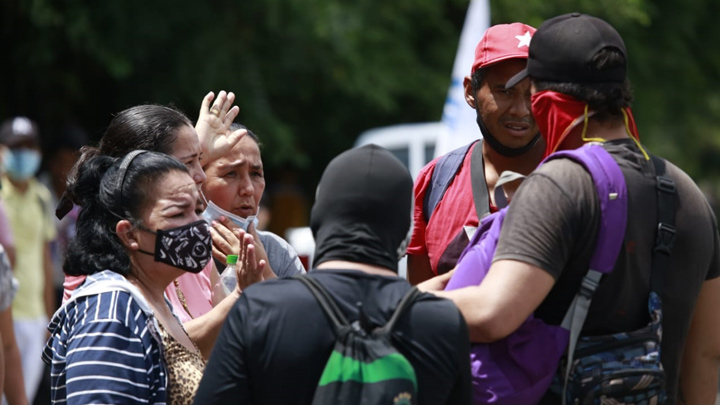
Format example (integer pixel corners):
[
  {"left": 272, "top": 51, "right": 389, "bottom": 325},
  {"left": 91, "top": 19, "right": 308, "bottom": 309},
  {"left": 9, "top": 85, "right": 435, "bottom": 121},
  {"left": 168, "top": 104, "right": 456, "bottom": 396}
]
[{"left": 515, "top": 31, "right": 532, "bottom": 48}]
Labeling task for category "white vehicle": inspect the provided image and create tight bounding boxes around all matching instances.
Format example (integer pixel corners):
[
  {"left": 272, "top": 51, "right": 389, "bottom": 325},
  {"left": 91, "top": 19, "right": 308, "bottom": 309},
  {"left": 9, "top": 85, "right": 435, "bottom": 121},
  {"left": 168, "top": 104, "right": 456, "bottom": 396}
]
[
  {"left": 354, "top": 122, "right": 446, "bottom": 178},
  {"left": 286, "top": 122, "right": 446, "bottom": 277}
]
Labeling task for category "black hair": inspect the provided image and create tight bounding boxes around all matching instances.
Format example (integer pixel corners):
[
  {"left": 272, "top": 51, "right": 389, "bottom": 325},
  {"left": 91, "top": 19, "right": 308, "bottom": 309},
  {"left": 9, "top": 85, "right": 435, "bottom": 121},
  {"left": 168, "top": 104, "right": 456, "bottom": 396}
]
[
  {"left": 63, "top": 149, "right": 188, "bottom": 277},
  {"left": 98, "top": 104, "right": 192, "bottom": 157},
  {"left": 470, "top": 68, "right": 488, "bottom": 95},
  {"left": 229, "top": 123, "right": 262, "bottom": 147},
  {"left": 533, "top": 47, "right": 633, "bottom": 122}
]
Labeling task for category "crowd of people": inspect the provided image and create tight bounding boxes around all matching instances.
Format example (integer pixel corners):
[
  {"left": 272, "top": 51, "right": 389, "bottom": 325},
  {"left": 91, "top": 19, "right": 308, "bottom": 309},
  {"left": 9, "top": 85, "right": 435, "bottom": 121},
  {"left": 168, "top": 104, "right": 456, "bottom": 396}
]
[{"left": 0, "top": 12, "right": 718, "bottom": 405}]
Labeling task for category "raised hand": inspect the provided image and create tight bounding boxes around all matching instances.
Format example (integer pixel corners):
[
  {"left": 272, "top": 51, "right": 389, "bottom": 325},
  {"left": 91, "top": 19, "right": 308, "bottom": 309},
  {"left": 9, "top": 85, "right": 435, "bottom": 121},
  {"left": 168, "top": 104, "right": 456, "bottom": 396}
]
[{"left": 195, "top": 90, "right": 246, "bottom": 163}]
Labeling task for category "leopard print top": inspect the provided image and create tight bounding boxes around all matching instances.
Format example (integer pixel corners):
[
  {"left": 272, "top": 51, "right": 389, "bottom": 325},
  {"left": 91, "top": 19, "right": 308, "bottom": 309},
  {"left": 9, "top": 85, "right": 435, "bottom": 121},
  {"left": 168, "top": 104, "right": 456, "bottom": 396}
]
[{"left": 158, "top": 323, "right": 206, "bottom": 405}]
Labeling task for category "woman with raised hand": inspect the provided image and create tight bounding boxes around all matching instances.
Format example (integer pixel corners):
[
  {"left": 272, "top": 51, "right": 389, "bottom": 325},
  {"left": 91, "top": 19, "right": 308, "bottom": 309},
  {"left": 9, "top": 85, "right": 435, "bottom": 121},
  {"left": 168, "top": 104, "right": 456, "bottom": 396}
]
[
  {"left": 44, "top": 150, "right": 218, "bottom": 404},
  {"left": 60, "top": 93, "right": 260, "bottom": 358}
]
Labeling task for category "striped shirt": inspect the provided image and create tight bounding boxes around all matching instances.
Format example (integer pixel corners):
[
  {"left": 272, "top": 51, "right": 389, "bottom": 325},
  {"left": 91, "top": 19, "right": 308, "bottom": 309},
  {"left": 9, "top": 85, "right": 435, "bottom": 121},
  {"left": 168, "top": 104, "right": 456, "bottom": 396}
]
[{"left": 42, "top": 271, "right": 167, "bottom": 404}]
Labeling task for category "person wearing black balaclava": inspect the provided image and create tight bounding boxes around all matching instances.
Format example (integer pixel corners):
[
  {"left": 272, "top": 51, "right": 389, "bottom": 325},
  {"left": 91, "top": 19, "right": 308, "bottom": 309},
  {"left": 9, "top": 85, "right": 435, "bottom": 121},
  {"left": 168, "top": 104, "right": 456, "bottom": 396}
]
[
  {"left": 194, "top": 144, "right": 472, "bottom": 405},
  {"left": 407, "top": 23, "right": 546, "bottom": 285}
]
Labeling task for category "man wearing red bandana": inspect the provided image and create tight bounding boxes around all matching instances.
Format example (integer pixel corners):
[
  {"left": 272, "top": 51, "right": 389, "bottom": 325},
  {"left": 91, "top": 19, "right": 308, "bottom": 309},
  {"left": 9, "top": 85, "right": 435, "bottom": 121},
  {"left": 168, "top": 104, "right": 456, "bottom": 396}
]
[
  {"left": 407, "top": 23, "right": 545, "bottom": 284},
  {"left": 427, "top": 13, "right": 720, "bottom": 403}
]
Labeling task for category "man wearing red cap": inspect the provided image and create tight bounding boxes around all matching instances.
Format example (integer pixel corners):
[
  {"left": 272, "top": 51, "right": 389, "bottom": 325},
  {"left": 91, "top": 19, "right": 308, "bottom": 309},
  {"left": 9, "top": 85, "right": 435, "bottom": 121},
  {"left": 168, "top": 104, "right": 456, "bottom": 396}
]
[
  {"left": 407, "top": 22, "right": 544, "bottom": 284},
  {"left": 426, "top": 13, "right": 720, "bottom": 403}
]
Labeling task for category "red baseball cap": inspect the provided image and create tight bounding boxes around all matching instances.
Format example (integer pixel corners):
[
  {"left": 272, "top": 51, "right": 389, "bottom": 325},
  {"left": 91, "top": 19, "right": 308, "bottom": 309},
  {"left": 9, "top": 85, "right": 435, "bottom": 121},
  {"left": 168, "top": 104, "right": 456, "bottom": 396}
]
[{"left": 471, "top": 22, "right": 537, "bottom": 73}]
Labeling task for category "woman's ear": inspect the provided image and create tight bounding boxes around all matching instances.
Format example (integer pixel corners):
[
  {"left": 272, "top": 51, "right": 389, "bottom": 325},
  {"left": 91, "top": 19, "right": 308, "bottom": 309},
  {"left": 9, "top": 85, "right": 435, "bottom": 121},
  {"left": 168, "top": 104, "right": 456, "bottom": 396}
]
[{"left": 116, "top": 220, "right": 140, "bottom": 250}]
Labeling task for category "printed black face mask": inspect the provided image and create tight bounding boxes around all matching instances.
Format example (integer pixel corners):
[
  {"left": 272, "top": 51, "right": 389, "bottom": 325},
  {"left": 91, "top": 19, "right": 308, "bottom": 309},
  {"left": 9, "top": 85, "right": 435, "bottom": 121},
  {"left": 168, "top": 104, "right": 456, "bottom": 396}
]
[{"left": 138, "top": 220, "right": 212, "bottom": 274}]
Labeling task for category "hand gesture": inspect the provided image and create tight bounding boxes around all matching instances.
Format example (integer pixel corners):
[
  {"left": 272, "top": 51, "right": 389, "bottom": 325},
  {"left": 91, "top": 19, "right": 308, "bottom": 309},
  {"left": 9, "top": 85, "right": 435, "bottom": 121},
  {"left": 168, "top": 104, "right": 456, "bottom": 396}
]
[
  {"left": 209, "top": 217, "right": 276, "bottom": 281},
  {"left": 247, "top": 222, "right": 277, "bottom": 280},
  {"left": 235, "top": 229, "right": 266, "bottom": 292},
  {"left": 209, "top": 217, "right": 238, "bottom": 265},
  {"left": 195, "top": 90, "right": 246, "bottom": 163}
]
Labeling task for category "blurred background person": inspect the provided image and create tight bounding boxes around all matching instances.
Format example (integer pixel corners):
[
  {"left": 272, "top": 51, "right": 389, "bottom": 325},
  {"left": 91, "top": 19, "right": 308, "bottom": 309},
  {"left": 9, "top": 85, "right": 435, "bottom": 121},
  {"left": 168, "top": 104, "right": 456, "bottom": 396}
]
[
  {"left": 0, "top": 117, "right": 55, "bottom": 404},
  {"left": 39, "top": 124, "right": 88, "bottom": 308},
  {"left": 0, "top": 233, "right": 27, "bottom": 404}
]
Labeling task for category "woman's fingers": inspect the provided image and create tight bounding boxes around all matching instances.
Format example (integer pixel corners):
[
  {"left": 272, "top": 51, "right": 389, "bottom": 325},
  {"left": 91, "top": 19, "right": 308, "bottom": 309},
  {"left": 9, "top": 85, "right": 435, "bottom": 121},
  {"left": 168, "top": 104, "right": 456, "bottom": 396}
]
[
  {"left": 223, "top": 105, "right": 240, "bottom": 127},
  {"left": 220, "top": 92, "right": 235, "bottom": 116},
  {"left": 200, "top": 91, "right": 214, "bottom": 114},
  {"left": 211, "top": 244, "right": 227, "bottom": 264},
  {"left": 226, "top": 127, "right": 246, "bottom": 150}
]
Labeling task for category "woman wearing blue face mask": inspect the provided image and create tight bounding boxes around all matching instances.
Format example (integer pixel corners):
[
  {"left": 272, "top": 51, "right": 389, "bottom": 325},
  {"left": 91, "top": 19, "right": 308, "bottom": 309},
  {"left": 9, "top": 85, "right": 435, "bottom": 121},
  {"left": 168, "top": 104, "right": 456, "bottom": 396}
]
[
  {"left": 44, "top": 150, "right": 214, "bottom": 404},
  {"left": 0, "top": 116, "right": 56, "bottom": 403}
]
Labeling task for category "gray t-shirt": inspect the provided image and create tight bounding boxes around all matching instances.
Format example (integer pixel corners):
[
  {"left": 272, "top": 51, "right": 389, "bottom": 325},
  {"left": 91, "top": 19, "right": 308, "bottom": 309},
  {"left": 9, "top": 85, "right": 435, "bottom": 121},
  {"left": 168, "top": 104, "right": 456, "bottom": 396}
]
[
  {"left": 494, "top": 140, "right": 720, "bottom": 403},
  {"left": 257, "top": 230, "right": 305, "bottom": 277}
]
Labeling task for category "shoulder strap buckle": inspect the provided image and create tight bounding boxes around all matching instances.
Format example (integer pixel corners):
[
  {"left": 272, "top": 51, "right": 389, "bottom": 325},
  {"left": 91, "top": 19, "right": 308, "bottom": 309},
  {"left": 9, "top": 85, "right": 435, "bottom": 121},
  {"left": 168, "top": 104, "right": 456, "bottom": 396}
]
[
  {"left": 654, "top": 223, "right": 676, "bottom": 255},
  {"left": 656, "top": 175, "right": 676, "bottom": 194},
  {"left": 579, "top": 273, "right": 600, "bottom": 299}
]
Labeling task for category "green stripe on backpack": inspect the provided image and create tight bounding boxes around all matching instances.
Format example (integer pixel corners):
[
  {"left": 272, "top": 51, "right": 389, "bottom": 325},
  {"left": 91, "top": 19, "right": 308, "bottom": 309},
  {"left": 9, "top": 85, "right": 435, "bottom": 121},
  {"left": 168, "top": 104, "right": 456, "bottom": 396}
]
[{"left": 295, "top": 276, "right": 421, "bottom": 405}]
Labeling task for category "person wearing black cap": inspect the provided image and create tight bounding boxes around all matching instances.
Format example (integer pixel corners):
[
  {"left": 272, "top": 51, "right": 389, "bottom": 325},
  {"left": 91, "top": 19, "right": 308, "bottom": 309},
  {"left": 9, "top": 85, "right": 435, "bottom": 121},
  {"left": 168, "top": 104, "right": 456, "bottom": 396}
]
[
  {"left": 194, "top": 144, "right": 472, "bottom": 405},
  {"left": 425, "top": 13, "right": 720, "bottom": 403},
  {"left": 407, "top": 23, "right": 545, "bottom": 285},
  {"left": 0, "top": 116, "right": 57, "bottom": 403}
]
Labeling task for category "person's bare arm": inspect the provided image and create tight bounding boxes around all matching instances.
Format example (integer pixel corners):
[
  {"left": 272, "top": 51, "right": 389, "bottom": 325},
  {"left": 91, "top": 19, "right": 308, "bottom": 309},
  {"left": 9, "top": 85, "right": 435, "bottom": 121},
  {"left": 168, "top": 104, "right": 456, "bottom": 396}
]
[
  {"left": 407, "top": 253, "right": 435, "bottom": 285},
  {"left": 1, "top": 308, "right": 28, "bottom": 405},
  {"left": 183, "top": 289, "right": 242, "bottom": 360},
  {"left": 185, "top": 230, "right": 265, "bottom": 359},
  {"left": 678, "top": 276, "right": 720, "bottom": 404},
  {"left": 433, "top": 259, "right": 555, "bottom": 342},
  {"left": 43, "top": 242, "right": 55, "bottom": 319}
]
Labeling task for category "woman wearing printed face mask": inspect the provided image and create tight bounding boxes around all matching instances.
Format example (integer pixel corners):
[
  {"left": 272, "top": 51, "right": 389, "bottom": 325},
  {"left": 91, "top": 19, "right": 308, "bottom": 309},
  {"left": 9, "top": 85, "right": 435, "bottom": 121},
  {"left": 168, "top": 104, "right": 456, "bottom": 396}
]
[
  {"left": 60, "top": 93, "right": 257, "bottom": 358},
  {"left": 43, "top": 150, "right": 215, "bottom": 404}
]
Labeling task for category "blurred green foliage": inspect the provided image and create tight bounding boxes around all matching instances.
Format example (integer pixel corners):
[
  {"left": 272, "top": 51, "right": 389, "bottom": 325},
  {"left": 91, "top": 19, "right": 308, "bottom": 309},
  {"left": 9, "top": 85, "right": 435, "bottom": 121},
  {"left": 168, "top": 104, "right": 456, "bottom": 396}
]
[{"left": 3, "top": 0, "right": 720, "bottom": 207}]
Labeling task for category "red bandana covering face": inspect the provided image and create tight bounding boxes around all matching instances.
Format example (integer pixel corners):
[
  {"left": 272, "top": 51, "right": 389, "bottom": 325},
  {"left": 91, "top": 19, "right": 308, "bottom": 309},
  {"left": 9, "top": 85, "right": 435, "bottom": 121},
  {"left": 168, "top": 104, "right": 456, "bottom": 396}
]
[{"left": 530, "top": 90, "right": 640, "bottom": 159}]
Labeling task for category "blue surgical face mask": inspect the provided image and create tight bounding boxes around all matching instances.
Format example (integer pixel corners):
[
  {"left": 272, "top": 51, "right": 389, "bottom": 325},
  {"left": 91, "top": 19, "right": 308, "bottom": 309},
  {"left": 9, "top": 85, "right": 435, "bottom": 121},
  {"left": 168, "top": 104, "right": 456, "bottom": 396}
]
[
  {"left": 201, "top": 200, "right": 259, "bottom": 231},
  {"left": 3, "top": 148, "right": 41, "bottom": 181}
]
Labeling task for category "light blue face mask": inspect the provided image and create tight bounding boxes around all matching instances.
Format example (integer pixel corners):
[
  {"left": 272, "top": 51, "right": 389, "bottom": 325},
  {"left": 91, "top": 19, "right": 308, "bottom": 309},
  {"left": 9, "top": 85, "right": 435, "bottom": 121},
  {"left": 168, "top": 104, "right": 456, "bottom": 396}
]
[
  {"left": 201, "top": 200, "right": 259, "bottom": 231},
  {"left": 3, "top": 148, "right": 41, "bottom": 181}
]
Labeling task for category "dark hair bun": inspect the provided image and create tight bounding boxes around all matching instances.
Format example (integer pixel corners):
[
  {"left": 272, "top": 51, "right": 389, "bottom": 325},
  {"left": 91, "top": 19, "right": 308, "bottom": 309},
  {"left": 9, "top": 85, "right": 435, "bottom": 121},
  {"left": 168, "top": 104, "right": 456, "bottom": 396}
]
[{"left": 65, "top": 146, "right": 118, "bottom": 207}]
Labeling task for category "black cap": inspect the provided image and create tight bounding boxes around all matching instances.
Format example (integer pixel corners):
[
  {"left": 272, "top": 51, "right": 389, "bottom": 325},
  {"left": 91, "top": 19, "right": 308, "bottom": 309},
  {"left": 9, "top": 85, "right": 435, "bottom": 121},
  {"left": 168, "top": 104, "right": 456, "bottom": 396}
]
[{"left": 505, "top": 13, "right": 627, "bottom": 88}]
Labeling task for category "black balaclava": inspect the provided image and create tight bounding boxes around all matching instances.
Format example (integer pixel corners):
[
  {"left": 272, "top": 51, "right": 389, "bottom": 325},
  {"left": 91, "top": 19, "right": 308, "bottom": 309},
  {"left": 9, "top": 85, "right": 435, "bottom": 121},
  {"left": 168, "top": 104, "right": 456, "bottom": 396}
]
[{"left": 311, "top": 144, "right": 413, "bottom": 272}]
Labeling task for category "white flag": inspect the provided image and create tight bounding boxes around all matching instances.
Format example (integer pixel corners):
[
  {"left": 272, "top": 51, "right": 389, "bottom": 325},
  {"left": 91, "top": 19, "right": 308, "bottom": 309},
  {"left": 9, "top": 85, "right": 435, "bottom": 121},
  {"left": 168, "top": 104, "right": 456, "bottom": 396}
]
[{"left": 436, "top": 0, "right": 490, "bottom": 157}]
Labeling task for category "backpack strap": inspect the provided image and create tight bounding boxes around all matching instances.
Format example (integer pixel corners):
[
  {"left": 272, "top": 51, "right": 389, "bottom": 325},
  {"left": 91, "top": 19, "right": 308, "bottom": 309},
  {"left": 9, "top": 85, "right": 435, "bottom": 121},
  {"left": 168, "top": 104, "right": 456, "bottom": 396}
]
[
  {"left": 493, "top": 170, "right": 526, "bottom": 209},
  {"left": 650, "top": 155, "right": 676, "bottom": 295},
  {"left": 469, "top": 139, "right": 491, "bottom": 221},
  {"left": 376, "top": 287, "right": 422, "bottom": 336},
  {"left": 558, "top": 148, "right": 676, "bottom": 405},
  {"left": 295, "top": 276, "right": 349, "bottom": 331},
  {"left": 423, "top": 140, "right": 487, "bottom": 223},
  {"left": 543, "top": 145, "right": 628, "bottom": 405}
]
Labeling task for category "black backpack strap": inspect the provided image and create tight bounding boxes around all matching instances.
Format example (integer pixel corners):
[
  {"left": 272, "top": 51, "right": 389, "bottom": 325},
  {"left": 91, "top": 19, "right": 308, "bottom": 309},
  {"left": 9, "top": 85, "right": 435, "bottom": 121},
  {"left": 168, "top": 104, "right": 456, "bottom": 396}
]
[
  {"left": 377, "top": 287, "right": 422, "bottom": 335},
  {"left": 423, "top": 140, "right": 479, "bottom": 223},
  {"left": 649, "top": 155, "right": 676, "bottom": 296},
  {"left": 295, "top": 276, "right": 349, "bottom": 330},
  {"left": 469, "top": 139, "right": 490, "bottom": 220}
]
